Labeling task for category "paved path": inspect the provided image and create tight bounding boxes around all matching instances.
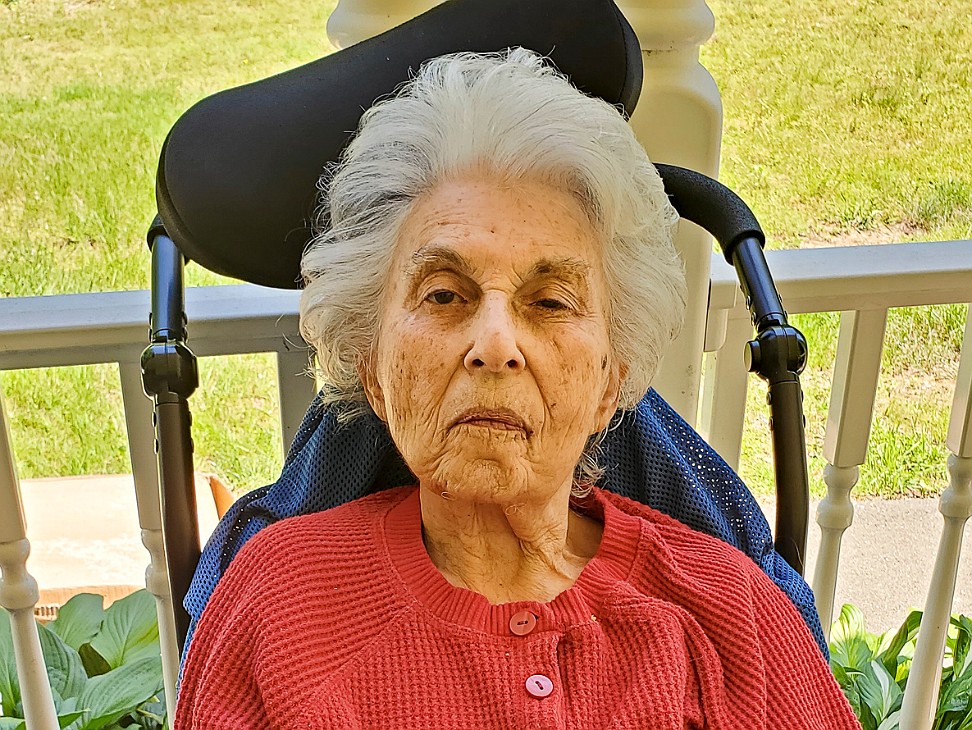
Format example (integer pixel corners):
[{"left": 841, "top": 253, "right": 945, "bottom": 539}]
[
  {"left": 19, "top": 474, "right": 220, "bottom": 599},
  {"left": 769, "top": 497, "right": 972, "bottom": 633},
  {"left": 18, "top": 475, "right": 972, "bottom": 634}
]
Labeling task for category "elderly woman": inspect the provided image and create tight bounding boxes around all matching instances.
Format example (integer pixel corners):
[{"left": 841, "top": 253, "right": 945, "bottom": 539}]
[{"left": 174, "top": 50, "right": 858, "bottom": 728}]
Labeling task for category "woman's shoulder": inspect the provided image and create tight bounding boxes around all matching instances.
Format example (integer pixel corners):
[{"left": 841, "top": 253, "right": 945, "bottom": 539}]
[
  {"left": 211, "top": 485, "right": 418, "bottom": 609},
  {"left": 197, "top": 485, "right": 417, "bottom": 645},
  {"left": 236, "top": 485, "right": 416, "bottom": 561},
  {"left": 599, "top": 489, "right": 751, "bottom": 554},
  {"left": 595, "top": 488, "right": 771, "bottom": 592}
]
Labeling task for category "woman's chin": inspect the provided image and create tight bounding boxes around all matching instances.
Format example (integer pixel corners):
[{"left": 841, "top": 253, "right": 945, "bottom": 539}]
[{"left": 423, "top": 454, "right": 533, "bottom": 505}]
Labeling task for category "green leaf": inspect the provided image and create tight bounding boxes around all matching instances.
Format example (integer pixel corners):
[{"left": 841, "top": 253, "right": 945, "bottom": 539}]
[
  {"left": 878, "top": 609, "right": 922, "bottom": 678},
  {"left": 831, "top": 604, "right": 878, "bottom": 673},
  {"left": 78, "top": 644, "right": 111, "bottom": 678},
  {"left": 832, "top": 664, "right": 865, "bottom": 721},
  {"left": 949, "top": 614, "right": 972, "bottom": 680},
  {"left": 876, "top": 709, "right": 901, "bottom": 730},
  {"left": 857, "top": 660, "right": 902, "bottom": 725},
  {"left": 833, "top": 604, "right": 868, "bottom": 645},
  {"left": 0, "top": 718, "right": 26, "bottom": 730},
  {"left": 75, "top": 656, "right": 164, "bottom": 730},
  {"left": 129, "top": 699, "right": 167, "bottom": 730},
  {"left": 48, "top": 595, "right": 105, "bottom": 653},
  {"left": 37, "top": 622, "right": 87, "bottom": 700},
  {"left": 955, "top": 706, "right": 972, "bottom": 730},
  {"left": 0, "top": 609, "right": 22, "bottom": 716},
  {"left": 87, "top": 592, "right": 159, "bottom": 670},
  {"left": 56, "top": 711, "right": 86, "bottom": 729},
  {"left": 939, "top": 661, "right": 972, "bottom": 716}
]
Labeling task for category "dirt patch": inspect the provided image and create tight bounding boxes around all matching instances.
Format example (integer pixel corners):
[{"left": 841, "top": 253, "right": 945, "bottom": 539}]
[
  {"left": 799, "top": 222, "right": 920, "bottom": 248},
  {"left": 888, "top": 364, "right": 960, "bottom": 401}
]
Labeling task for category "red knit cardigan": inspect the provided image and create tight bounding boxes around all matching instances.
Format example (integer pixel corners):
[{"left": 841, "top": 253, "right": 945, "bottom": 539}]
[{"left": 175, "top": 487, "right": 860, "bottom": 729}]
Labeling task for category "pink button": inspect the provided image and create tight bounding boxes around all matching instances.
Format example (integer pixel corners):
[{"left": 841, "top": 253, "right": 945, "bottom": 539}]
[
  {"left": 510, "top": 610, "right": 537, "bottom": 636},
  {"left": 525, "top": 674, "right": 554, "bottom": 698}
]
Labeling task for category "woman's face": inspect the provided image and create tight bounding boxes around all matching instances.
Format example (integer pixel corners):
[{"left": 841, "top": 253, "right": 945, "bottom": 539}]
[{"left": 362, "top": 174, "right": 623, "bottom": 506}]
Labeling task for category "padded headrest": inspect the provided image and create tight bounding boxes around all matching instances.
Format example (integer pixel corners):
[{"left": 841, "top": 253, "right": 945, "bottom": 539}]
[{"left": 156, "top": 0, "right": 643, "bottom": 288}]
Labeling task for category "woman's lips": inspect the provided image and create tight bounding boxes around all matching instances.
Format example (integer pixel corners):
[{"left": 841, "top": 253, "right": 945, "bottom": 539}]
[{"left": 451, "top": 408, "right": 531, "bottom": 435}]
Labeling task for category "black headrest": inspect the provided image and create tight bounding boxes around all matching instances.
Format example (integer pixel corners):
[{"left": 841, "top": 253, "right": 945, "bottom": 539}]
[{"left": 155, "top": 0, "right": 643, "bottom": 288}]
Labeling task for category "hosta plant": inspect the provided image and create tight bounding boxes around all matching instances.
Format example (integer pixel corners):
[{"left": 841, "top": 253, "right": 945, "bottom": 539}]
[
  {"left": 829, "top": 603, "right": 972, "bottom": 730},
  {"left": 0, "top": 590, "right": 165, "bottom": 729}
]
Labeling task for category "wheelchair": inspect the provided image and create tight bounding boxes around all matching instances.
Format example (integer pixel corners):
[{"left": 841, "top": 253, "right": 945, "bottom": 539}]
[{"left": 143, "top": 0, "right": 814, "bottom": 709}]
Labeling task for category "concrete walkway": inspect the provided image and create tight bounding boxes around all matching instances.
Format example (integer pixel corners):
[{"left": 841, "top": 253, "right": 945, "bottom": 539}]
[
  {"left": 19, "top": 474, "right": 221, "bottom": 607},
  {"left": 802, "top": 497, "right": 972, "bottom": 633},
  {"left": 17, "top": 475, "right": 972, "bottom": 634}
]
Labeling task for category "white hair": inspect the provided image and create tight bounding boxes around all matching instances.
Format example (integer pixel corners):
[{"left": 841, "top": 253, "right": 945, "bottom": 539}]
[{"left": 299, "top": 48, "right": 686, "bottom": 482}]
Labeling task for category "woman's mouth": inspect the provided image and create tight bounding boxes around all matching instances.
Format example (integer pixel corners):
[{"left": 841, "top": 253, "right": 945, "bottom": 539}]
[{"left": 451, "top": 408, "right": 531, "bottom": 435}]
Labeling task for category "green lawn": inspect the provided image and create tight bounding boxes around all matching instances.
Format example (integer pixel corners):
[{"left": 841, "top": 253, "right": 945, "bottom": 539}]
[
  {"left": 0, "top": 0, "right": 338, "bottom": 487},
  {"left": 702, "top": 0, "right": 971, "bottom": 496},
  {"left": 1, "top": 0, "right": 969, "bottom": 496}
]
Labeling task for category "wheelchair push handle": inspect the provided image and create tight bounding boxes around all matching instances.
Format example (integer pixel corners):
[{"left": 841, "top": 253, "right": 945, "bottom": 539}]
[
  {"left": 655, "top": 164, "right": 764, "bottom": 262},
  {"left": 142, "top": 224, "right": 202, "bottom": 651},
  {"left": 656, "top": 164, "right": 810, "bottom": 573}
]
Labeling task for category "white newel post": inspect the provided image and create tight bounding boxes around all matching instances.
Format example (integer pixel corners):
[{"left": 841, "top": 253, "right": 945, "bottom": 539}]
[
  {"left": 0, "top": 392, "right": 58, "bottom": 729},
  {"left": 119, "top": 362, "right": 180, "bottom": 717},
  {"left": 699, "top": 308, "right": 751, "bottom": 470},
  {"left": 813, "top": 309, "right": 887, "bottom": 638},
  {"left": 617, "top": 0, "right": 723, "bottom": 425},
  {"left": 900, "top": 312, "right": 972, "bottom": 730},
  {"left": 327, "top": 0, "right": 442, "bottom": 48}
]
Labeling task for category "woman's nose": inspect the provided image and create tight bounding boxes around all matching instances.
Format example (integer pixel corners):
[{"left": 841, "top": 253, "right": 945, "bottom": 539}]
[{"left": 464, "top": 296, "right": 526, "bottom": 373}]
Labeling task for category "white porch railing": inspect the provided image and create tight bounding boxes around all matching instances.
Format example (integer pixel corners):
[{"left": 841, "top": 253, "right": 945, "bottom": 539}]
[
  {"left": 1, "top": 240, "right": 970, "bottom": 727},
  {"left": 0, "top": 286, "right": 314, "bottom": 725},
  {"left": 702, "top": 240, "right": 972, "bottom": 728}
]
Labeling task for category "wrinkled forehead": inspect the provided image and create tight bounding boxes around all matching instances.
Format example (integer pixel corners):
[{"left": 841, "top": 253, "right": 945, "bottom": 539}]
[{"left": 388, "top": 174, "right": 609, "bottom": 292}]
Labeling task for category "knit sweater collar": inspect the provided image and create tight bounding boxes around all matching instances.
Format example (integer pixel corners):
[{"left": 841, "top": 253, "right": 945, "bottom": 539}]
[{"left": 383, "top": 487, "right": 644, "bottom": 636}]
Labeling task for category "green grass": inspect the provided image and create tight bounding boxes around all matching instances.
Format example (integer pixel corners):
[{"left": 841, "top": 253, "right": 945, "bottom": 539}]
[
  {"left": 0, "top": 0, "right": 336, "bottom": 488},
  {"left": 700, "top": 0, "right": 971, "bottom": 498},
  {"left": 1, "top": 0, "right": 969, "bottom": 496},
  {"left": 703, "top": 0, "right": 972, "bottom": 245}
]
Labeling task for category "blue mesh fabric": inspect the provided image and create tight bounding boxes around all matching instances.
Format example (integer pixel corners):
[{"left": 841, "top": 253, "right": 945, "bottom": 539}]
[{"left": 183, "top": 388, "right": 827, "bottom": 661}]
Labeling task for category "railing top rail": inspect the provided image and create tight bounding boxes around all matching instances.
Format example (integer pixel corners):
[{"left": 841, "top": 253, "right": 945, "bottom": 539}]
[
  {"left": 3, "top": 239, "right": 970, "bottom": 370},
  {"left": 0, "top": 285, "right": 304, "bottom": 371},
  {"left": 710, "top": 239, "right": 972, "bottom": 313}
]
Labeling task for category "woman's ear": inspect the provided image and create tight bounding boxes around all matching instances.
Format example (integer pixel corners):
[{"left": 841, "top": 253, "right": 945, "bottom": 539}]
[
  {"left": 594, "top": 358, "right": 626, "bottom": 433},
  {"left": 357, "top": 354, "right": 387, "bottom": 422}
]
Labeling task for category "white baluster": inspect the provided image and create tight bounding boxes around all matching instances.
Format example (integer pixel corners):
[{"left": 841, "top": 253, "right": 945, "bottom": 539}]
[
  {"left": 618, "top": 0, "right": 723, "bottom": 425},
  {"left": 0, "top": 392, "right": 58, "bottom": 728},
  {"left": 118, "top": 362, "right": 179, "bottom": 716},
  {"left": 900, "top": 312, "right": 972, "bottom": 730},
  {"left": 813, "top": 463, "right": 859, "bottom": 638},
  {"left": 276, "top": 350, "right": 316, "bottom": 455},
  {"left": 327, "top": 0, "right": 442, "bottom": 49},
  {"left": 813, "top": 308, "right": 887, "bottom": 637}
]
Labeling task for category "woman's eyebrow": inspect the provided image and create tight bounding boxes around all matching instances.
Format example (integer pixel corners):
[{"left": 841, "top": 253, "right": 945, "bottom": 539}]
[
  {"left": 526, "top": 257, "right": 591, "bottom": 290},
  {"left": 404, "top": 246, "right": 473, "bottom": 282}
]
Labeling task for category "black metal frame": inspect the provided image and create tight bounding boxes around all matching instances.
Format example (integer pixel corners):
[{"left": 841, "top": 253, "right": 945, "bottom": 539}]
[
  {"left": 656, "top": 165, "right": 810, "bottom": 574},
  {"left": 143, "top": 217, "right": 201, "bottom": 650},
  {"left": 143, "top": 166, "right": 810, "bottom": 653}
]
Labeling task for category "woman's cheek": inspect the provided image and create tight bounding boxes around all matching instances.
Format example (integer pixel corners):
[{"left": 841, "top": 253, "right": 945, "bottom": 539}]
[{"left": 381, "top": 334, "right": 451, "bottom": 440}]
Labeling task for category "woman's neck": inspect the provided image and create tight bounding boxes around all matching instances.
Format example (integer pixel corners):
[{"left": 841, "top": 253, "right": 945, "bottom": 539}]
[{"left": 419, "top": 485, "right": 604, "bottom": 604}]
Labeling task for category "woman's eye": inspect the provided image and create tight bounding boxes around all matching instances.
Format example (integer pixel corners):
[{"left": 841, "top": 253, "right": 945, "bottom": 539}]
[
  {"left": 535, "top": 298, "right": 568, "bottom": 311},
  {"left": 427, "top": 290, "right": 458, "bottom": 305}
]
